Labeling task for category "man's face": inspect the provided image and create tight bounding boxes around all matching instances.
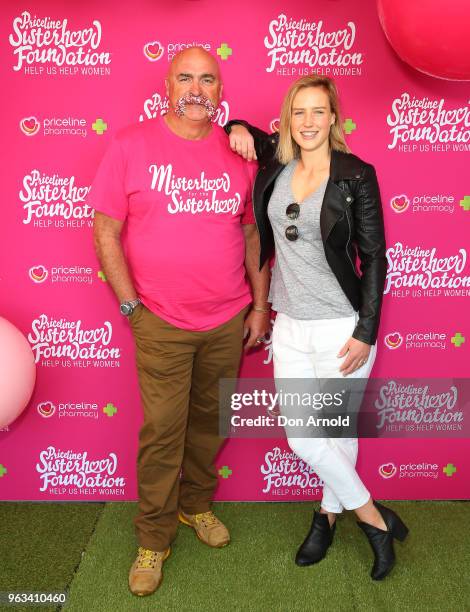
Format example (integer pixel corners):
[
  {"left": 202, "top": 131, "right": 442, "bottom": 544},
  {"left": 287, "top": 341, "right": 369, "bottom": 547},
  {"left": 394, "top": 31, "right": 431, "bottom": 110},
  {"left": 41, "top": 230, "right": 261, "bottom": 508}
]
[{"left": 165, "top": 50, "right": 223, "bottom": 122}]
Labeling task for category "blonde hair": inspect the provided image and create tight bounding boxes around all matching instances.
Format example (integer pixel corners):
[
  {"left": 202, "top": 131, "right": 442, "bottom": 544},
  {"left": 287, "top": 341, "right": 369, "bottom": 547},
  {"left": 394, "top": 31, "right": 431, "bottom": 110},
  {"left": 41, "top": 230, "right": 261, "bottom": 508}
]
[{"left": 276, "top": 75, "right": 350, "bottom": 164}]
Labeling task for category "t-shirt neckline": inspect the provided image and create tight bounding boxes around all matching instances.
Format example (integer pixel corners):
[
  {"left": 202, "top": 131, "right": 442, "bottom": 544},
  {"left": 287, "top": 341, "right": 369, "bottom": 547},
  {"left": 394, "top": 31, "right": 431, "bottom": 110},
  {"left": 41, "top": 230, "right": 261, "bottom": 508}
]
[{"left": 160, "top": 114, "right": 217, "bottom": 147}]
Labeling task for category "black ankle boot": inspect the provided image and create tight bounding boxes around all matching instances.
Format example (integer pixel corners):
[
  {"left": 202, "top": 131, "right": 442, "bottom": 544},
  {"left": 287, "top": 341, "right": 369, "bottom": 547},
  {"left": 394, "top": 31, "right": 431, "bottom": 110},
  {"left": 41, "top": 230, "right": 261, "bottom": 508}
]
[
  {"left": 357, "top": 500, "right": 409, "bottom": 580},
  {"left": 295, "top": 511, "right": 336, "bottom": 566}
]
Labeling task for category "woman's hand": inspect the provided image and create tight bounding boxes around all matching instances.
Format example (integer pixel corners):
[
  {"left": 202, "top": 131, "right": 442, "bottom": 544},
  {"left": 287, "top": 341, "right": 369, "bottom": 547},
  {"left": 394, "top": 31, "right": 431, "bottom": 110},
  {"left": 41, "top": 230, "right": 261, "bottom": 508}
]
[
  {"left": 337, "top": 337, "right": 371, "bottom": 376},
  {"left": 229, "top": 125, "right": 257, "bottom": 161}
]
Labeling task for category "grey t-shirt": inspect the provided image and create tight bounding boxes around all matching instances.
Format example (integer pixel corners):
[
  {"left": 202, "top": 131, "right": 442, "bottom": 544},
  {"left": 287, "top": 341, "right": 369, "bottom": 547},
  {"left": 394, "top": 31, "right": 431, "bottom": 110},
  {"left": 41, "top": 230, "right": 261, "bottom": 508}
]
[{"left": 268, "top": 160, "right": 355, "bottom": 319}]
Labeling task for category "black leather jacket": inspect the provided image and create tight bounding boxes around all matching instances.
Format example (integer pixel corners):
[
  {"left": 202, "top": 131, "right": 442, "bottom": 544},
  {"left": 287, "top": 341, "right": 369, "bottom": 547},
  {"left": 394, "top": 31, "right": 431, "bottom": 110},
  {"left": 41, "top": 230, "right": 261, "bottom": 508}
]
[{"left": 226, "top": 120, "right": 387, "bottom": 345}]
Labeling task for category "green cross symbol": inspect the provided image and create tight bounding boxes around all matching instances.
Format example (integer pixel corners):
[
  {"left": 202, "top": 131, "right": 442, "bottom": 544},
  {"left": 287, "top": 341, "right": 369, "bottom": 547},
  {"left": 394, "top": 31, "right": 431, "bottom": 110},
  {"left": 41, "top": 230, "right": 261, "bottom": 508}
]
[
  {"left": 443, "top": 463, "right": 457, "bottom": 477},
  {"left": 92, "top": 118, "right": 108, "bottom": 135},
  {"left": 218, "top": 465, "right": 232, "bottom": 479},
  {"left": 343, "top": 118, "right": 356, "bottom": 134},
  {"left": 451, "top": 332, "right": 465, "bottom": 347},
  {"left": 97, "top": 271, "right": 107, "bottom": 282},
  {"left": 0, "top": 464, "right": 7, "bottom": 478},
  {"left": 217, "top": 43, "right": 233, "bottom": 61},
  {"left": 460, "top": 196, "right": 470, "bottom": 211},
  {"left": 103, "top": 403, "right": 118, "bottom": 417}
]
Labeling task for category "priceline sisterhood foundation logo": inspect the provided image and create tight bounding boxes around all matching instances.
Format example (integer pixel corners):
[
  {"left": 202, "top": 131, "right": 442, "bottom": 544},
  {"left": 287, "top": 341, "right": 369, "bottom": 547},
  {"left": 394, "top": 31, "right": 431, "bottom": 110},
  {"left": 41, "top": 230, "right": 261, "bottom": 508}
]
[
  {"left": 36, "top": 446, "right": 125, "bottom": 495},
  {"left": 375, "top": 382, "right": 463, "bottom": 433},
  {"left": 139, "top": 92, "right": 230, "bottom": 127},
  {"left": 387, "top": 93, "right": 470, "bottom": 152},
  {"left": 264, "top": 14, "right": 363, "bottom": 76},
  {"left": 9, "top": 11, "right": 111, "bottom": 75},
  {"left": 20, "top": 170, "right": 93, "bottom": 228},
  {"left": 27, "top": 315, "right": 121, "bottom": 367},
  {"left": 384, "top": 242, "right": 470, "bottom": 298},
  {"left": 260, "top": 447, "right": 323, "bottom": 495}
]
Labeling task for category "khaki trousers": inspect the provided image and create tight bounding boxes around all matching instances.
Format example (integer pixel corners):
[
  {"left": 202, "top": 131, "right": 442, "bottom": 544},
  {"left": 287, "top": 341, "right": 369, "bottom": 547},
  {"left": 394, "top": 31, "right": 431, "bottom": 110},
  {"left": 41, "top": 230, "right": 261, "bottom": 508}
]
[{"left": 129, "top": 304, "right": 247, "bottom": 551}]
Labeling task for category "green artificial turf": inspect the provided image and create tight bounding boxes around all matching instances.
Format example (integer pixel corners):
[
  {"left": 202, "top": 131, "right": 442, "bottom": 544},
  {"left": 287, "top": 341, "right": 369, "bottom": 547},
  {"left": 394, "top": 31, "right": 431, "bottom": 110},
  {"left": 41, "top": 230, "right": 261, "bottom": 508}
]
[
  {"left": 63, "top": 500, "right": 470, "bottom": 612},
  {"left": 0, "top": 502, "right": 104, "bottom": 612}
]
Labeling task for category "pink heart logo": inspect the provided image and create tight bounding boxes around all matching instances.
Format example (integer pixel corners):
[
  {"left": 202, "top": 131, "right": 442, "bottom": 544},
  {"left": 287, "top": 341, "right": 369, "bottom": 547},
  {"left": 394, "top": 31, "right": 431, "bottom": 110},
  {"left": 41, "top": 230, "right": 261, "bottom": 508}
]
[
  {"left": 20, "top": 116, "right": 40, "bottom": 136},
  {"left": 29, "top": 265, "right": 48, "bottom": 283},
  {"left": 270, "top": 118, "right": 280, "bottom": 133},
  {"left": 384, "top": 332, "right": 403, "bottom": 350},
  {"left": 390, "top": 194, "right": 410, "bottom": 213},
  {"left": 144, "top": 41, "right": 164, "bottom": 61},
  {"left": 379, "top": 463, "right": 397, "bottom": 478},
  {"left": 37, "top": 401, "right": 56, "bottom": 418}
]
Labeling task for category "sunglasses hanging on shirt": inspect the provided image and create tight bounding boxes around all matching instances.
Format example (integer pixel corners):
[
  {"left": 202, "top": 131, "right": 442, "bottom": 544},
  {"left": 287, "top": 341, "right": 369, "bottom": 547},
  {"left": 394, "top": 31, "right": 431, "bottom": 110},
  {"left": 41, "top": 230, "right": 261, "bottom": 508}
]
[{"left": 285, "top": 202, "right": 300, "bottom": 242}]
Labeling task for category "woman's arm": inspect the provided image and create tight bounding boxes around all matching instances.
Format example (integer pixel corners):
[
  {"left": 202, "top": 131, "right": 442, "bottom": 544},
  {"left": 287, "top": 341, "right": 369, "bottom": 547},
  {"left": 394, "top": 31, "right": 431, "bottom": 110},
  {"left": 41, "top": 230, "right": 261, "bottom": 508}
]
[
  {"left": 351, "top": 163, "right": 387, "bottom": 346},
  {"left": 225, "top": 120, "right": 278, "bottom": 163}
]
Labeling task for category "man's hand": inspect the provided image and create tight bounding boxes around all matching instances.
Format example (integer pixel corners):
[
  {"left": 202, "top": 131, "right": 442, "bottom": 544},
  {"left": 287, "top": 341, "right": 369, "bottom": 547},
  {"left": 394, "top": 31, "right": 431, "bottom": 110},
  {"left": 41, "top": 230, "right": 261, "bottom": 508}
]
[
  {"left": 229, "top": 125, "right": 257, "bottom": 161},
  {"left": 243, "top": 309, "right": 271, "bottom": 351},
  {"left": 337, "top": 337, "right": 371, "bottom": 376}
]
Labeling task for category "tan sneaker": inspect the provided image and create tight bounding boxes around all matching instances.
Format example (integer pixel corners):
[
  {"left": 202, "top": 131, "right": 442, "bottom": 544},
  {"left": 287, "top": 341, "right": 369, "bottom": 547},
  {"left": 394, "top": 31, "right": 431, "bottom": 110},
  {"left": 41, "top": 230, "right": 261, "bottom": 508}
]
[
  {"left": 178, "top": 510, "right": 230, "bottom": 548},
  {"left": 128, "top": 546, "right": 170, "bottom": 596}
]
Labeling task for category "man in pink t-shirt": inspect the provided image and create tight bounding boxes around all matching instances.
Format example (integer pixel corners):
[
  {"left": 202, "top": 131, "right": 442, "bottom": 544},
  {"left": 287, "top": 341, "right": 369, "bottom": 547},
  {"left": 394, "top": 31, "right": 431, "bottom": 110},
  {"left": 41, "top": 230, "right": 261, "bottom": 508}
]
[{"left": 91, "top": 48, "right": 270, "bottom": 597}]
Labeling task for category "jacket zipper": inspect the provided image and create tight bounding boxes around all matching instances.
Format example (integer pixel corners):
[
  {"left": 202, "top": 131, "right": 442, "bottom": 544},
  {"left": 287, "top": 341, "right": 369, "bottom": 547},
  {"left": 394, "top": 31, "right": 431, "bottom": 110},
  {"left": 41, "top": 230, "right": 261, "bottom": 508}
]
[{"left": 345, "top": 209, "right": 360, "bottom": 278}]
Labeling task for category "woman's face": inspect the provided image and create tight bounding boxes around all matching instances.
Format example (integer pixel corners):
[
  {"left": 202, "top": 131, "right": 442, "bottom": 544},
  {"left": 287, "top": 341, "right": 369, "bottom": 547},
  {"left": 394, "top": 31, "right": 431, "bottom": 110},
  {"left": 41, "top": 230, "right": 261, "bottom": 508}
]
[{"left": 290, "top": 86, "right": 335, "bottom": 155}]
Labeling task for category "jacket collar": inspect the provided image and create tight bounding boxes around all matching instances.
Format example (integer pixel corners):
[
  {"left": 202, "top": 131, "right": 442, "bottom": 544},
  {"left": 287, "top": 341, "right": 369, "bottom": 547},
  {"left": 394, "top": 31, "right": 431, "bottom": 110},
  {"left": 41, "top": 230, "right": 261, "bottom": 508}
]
[{"left": 329, "top": 149, "right": 363, "bottom": 182}]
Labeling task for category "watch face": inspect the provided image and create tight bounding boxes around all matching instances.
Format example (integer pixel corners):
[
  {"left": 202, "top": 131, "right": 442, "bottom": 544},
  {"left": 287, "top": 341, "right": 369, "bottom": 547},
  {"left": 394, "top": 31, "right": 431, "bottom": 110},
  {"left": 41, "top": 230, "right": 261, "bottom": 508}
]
[{"left": 120, "top": 303, "right": 132, "bottom": 316}]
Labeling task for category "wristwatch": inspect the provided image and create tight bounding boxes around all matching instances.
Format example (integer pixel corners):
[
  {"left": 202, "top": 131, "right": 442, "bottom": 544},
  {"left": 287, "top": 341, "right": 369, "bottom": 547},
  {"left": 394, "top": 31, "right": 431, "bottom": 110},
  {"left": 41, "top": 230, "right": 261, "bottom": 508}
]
[{"left": 120, "top": 298, "right": 141, "bottom": 316}]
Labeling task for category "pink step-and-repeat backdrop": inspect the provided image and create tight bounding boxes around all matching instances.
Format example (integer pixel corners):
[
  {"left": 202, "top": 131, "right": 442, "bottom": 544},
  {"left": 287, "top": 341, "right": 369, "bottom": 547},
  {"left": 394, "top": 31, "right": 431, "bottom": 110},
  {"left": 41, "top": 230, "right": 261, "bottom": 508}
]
[{"left": 1, "top": 0, "right": 469, "bottom": 502}]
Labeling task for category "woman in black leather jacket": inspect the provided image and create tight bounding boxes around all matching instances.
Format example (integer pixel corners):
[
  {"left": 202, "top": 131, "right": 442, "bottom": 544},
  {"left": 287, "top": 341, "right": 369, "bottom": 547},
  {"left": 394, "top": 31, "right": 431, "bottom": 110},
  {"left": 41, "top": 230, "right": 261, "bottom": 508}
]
[{"left": 226, "top": 75, "right": 408, "bottom": 580}]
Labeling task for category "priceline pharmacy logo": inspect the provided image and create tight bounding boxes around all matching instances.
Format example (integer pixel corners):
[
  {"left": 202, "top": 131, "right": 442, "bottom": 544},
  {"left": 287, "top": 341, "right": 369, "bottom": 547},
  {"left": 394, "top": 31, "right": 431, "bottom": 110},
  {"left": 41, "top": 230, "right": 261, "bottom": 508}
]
[
  {"left": 37, "top": 400, "right": 118, "bottom": 420},
  {"left": 143, "top": 41, "right": 164, "bottom": 61},
  {"left": 390, "top": 193, "right": 462, "bottom": 215},
  {"left": 20, "top": 116, "right": 40, "bottom": 135},
  {"left": 28, "top": 265, "right": 95, "bottom": 285},
  {"left": 19, "top": 115, "right": 108, "bottom": 137},
  {"left": 379, "top": 461, "right": 452, "bottom": 480},
  {"left": 143, "top": 40, "right": 211, "bottom": 62},
  {"left": 383, "top": 330, "right": 464, "bottom": 351}
]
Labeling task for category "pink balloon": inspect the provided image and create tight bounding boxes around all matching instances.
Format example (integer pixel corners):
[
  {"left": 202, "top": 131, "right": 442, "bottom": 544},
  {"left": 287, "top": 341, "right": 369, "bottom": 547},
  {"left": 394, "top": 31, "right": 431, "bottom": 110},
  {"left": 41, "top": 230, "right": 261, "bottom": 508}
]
[
  {"left": 378, "top": 0, "right": 470, "bottom": 81},
  {"left": 0, "top": 317, "right": 36, "bottom": 428}
]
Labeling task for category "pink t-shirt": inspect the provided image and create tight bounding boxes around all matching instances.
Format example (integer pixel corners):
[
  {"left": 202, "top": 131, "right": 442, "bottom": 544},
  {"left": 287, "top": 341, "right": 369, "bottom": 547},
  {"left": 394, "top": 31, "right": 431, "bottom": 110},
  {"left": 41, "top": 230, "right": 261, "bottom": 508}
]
[{"left": 89, "top": 117, "right": 257, "bottom": 331}]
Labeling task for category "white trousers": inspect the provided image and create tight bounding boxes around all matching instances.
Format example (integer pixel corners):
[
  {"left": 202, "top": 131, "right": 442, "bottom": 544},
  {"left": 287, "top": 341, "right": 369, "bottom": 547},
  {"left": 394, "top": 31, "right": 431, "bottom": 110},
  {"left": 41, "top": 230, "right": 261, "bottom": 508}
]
[{"left": 272, "top": 312, "right": 377, "bottom": 513}]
